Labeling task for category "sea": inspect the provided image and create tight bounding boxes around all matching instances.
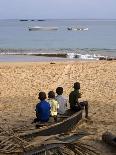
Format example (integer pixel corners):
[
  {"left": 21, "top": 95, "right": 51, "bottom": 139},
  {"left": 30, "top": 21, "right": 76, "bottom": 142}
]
[{"left": 0, "top": 19, "right": 116, "bottom": 62}]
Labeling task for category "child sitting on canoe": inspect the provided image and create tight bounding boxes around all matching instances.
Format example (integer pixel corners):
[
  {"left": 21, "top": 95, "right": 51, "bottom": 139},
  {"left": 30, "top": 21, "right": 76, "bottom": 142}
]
[
  {"left": 48, "top": 91, "right": 59, "bottom": 122},
  {"left": 33, "top": 92, "right": 51, "bottom": 123},
  {"left": 55, "top": 87, "right": 68, "bottom": 115},
  {"left": 69, "top": 82, "right": 88, "bottom": 118}
]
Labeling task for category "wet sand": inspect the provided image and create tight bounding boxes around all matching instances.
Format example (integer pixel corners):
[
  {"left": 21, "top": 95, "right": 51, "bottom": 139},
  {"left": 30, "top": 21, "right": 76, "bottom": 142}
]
[{"left": 0, "top": 60, "right": 116, "bottom": 154}]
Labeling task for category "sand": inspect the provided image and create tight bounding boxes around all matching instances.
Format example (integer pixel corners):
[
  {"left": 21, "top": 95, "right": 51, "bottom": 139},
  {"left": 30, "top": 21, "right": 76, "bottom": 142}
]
[{"left": 0, "top": 60, "right": 116, "bottom": 154}]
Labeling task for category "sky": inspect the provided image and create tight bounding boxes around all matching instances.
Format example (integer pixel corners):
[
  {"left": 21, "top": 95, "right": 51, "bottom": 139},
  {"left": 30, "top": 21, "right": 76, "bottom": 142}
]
[{"left": 0, "top": 0, "right": 116, "bottom": 19}]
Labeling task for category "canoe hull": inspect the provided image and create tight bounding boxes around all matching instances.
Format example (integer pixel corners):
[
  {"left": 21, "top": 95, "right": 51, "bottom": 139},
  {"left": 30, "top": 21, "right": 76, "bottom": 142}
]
[{"left": 19, "top": 110, "right": 82, "bottom": 138}]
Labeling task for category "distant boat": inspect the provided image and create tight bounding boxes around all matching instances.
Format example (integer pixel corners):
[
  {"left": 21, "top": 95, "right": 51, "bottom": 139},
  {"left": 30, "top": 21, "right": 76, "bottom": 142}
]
[
  {"left": 38, "top": 19, "right": 45, "bottom": 21},
  {"left": 20, "top": 19, "right": 28, "bottom": 21},
  {"left": 28, "top": 26, "right": 58, "bottom": 31},
  {"left": 67, "top": 27, "right": 88, "bottom": 31}
]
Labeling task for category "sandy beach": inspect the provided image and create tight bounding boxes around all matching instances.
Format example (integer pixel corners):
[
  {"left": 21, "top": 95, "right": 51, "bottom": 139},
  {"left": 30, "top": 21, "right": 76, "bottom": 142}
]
[{"left": 0, "top": 60, "right": 116, "bottom": 154}]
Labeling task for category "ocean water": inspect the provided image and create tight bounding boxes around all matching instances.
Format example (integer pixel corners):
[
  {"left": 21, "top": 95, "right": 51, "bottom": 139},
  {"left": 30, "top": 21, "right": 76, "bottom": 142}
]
[{"left": 0, "top": 19, "right": 116, "bottom": 61}]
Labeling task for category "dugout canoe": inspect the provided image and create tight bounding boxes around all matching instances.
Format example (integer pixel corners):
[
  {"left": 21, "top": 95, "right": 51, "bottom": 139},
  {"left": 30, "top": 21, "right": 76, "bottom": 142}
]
[{"left": 19, "top": 110, "right": 82, "bottom": 139}]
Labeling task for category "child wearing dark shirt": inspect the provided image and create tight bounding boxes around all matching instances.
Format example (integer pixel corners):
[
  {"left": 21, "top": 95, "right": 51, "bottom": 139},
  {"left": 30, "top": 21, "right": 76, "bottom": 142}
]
[{"left": 69, "top": 82, "right": 88, "bottom": 118}]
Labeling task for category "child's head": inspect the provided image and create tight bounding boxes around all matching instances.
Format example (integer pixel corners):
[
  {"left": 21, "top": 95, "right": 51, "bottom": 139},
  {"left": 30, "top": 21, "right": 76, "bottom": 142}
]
[
  {"left": 48, "top": 91, "right": 55, "bottom": 99},
  {"left": 56, "top": 87, "right": 63, "bottom": 95},
  {"left": 38, "top": 92, "right": 46, "bottom": 101},
  {"left": 73, "top": 82, "right": 80, "bottom": 90}
]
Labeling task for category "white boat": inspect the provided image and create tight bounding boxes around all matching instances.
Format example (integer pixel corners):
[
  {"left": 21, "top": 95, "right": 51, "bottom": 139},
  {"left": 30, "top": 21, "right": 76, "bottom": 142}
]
[
  {"left": 67, "top": 27, "right": 88, "bottom": 31},
  {"left": 28, "top": 26, "right": 58, "bottom": 31},
  {"left": 82, "top": 28, "right": 88, "bottom": 31}
]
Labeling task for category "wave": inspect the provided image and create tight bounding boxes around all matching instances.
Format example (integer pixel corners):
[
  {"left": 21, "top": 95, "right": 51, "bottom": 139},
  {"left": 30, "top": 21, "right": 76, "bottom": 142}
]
[{"left": 0, "top": 48, "right": 116, "bottom": 60}]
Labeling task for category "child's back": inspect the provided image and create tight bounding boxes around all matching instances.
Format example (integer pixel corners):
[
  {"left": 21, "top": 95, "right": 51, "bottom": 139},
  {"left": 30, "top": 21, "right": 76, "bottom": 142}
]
[
  {"left": 56, "top": 95, "right": 67, "bottom": 114},
  {"left": 56, "top": 87, "right": 67, "bottom": 115},
  {"left": 35, "top": 92, "right": 51, "bottom": 122},
  {"left": 48, "top": 98, "right": 59, "bottom": 116},
  {"left": 48, "top": 91, "right": 59, "bottom": 122},
  {"left": 36, "top": 100, "right": 51, "bottom": 122}
]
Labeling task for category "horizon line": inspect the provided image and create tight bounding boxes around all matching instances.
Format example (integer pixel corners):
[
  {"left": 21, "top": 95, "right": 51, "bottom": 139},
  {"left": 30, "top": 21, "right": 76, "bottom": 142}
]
[{"left": 0, "top": 18, "right": 116, "bottom": 20}]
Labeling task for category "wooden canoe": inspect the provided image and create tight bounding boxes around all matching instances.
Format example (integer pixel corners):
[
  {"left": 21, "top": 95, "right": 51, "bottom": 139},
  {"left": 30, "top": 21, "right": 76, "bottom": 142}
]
[{"left": 19, "top": 110, "right": 82, "bottom": 139}]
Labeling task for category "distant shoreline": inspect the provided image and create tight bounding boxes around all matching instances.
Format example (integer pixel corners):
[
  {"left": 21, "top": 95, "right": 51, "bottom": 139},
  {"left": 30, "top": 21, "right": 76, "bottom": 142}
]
[{"left": 0, "top": 48, "right": 116, "bottom": 61}]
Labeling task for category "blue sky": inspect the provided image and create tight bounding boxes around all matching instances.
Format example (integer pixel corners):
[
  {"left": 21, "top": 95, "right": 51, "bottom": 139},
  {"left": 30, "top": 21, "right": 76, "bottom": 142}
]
[{"left": 0, "top": 0, "right": 116, "bottom": 19}]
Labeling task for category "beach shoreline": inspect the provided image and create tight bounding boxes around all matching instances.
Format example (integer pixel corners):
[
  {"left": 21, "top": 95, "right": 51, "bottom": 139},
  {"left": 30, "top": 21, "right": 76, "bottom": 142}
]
[
  {"left": 0, "top": 60, "right": 116, "bottom": 154},
  {"left": 1, "top": 47, "right": 116, "bottom": 62}
]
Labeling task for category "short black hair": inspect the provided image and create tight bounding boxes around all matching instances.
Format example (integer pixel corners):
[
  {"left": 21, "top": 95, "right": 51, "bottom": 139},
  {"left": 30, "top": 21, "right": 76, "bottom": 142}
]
[
  {"left": 56, "top": 87, "right": 63, "bottom": 95},
  {"left": 48, "top": 91, "right": 55, "bottom": 99},
  {"left": 38, "top": 92, "right": 46, "bottom": 101},
  {"left": 74, "top": 82, "right": 80, "bottom": 90}
]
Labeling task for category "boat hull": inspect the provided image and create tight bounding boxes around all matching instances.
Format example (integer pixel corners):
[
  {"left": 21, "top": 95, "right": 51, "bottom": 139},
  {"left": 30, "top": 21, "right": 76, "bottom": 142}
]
[
  {"left": 19, "top": 110, "right": 82, "bottom": 138},
  {"left": 29, "top": 27, "right": 58, "bottom": 31},
  {"left": 67, "top": 27, "right": 88, "bottom": 31}
]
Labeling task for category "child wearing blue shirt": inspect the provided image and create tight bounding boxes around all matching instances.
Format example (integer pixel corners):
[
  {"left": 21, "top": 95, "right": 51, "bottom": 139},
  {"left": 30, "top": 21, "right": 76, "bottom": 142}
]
[{"left": 34, "top": 92, "right": 51, "bottom": 123}]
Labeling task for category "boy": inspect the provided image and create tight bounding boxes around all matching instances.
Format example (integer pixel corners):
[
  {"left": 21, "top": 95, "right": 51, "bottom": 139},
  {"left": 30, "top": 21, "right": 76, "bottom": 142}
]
[
  {"left": 69, "top": 82, "right": 88, "bottom": 118},
  {"left": 48, "top": 91, "right": 59, "bottom": 122},
  {"left": 35, "top": 92, "right": 51, "bottom": 123},
  {"left": 56, "top": 87, "right": 67, "bottom": 115}
]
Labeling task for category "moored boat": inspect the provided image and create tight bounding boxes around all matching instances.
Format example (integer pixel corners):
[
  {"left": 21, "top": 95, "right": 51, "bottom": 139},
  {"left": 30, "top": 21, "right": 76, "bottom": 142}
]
[
  {"left": 67, "top": 27, "right": 88, "bottom": 31},
  {"left": 28, "top": 26, "right": 58, "bottom": 31}
]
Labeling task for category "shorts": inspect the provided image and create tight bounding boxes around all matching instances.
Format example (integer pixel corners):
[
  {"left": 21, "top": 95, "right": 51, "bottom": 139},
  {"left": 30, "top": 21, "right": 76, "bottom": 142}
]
[{"left": 71, "top": 101, "right": 85, "bottom": 112}]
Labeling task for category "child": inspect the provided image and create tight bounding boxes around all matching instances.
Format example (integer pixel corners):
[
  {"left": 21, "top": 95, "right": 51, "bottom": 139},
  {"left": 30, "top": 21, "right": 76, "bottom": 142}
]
[
  {"left": 34, "top": 92, "right": 51, "bottom": 123},
  {"left": 69, "top": 82, "right": 88, "bottom": 118},
  {"left": 48, "top": 91, "right": 59, "bottom": 122},
  {"left": 56, "top": 87, "right": 68, "bottom": 115}
]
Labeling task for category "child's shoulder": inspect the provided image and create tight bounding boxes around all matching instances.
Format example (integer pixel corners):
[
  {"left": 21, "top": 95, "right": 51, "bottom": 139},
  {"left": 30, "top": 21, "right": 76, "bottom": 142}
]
[
  {"left": 53, "top": 99, "right": 58, "bottom": 104},
  {"left": 54, "top": 98, "right": 58, "bottom": 102}
]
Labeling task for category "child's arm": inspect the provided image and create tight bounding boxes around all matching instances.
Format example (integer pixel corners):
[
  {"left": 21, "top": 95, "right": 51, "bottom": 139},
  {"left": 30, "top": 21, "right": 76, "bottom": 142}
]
[{"left": 78, "top": 91, "right": 82, "bottom": 98}]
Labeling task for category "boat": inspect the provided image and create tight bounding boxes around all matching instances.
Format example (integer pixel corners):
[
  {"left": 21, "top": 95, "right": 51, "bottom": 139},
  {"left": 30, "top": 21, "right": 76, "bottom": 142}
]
[
  {"left": 102, "top": 131, "right": 116, "bottom": 147},
  {"left": 28, "top": 26, "right": 58, "bottom": 31},
  {"left": 67, "top": 27, "right": 73, "bottom": 30},
  {"left": 0, "top": 110, "right": 84, "bottom": 155},
  {"left": 21, "top": 131, "right": 90, "bottom": 155},
  {"left": 37, "top": 19, "right": 45, "bottom": 21},
  {"left": 0, "top": 131, "right": 91, "bottom": 155},
  {"left": 19, "top": 110, "right": 82, "bottom": 139},
  {"left": 19, "top": 19, "right": 28, "bottom": 21},
  {"left": 67, "top": 27, "right": 88, "bottom": 31}
]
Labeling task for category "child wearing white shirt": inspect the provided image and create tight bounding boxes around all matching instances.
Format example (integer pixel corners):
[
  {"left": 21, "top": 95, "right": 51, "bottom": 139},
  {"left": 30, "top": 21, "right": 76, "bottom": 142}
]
[{"left": 56, "top": 87, "right": 68, "bottom": 115}]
